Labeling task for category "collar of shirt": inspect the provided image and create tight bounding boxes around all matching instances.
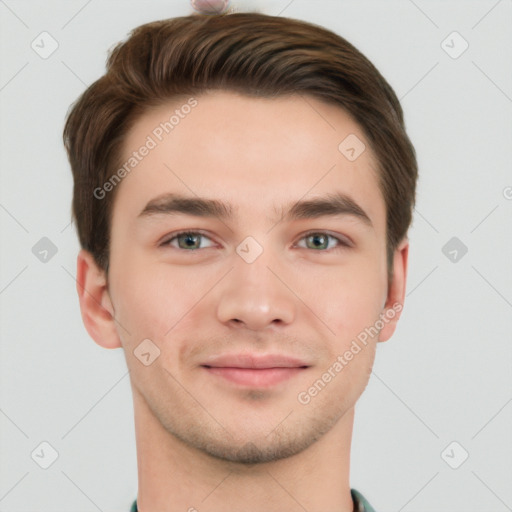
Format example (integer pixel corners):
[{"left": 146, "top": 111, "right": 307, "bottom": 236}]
[{"left": 130, "top": 488, "right": 377, "bottom": 512}]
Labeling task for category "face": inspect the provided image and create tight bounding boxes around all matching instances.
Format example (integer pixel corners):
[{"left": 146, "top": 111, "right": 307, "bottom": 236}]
[{"left": 81, "top": 90, "right": 407, "bottom": 464}]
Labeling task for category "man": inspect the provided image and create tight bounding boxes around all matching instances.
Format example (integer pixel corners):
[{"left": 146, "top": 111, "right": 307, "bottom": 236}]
[{"left": 63, "top": 11, "right": 417, "bottom": 512}]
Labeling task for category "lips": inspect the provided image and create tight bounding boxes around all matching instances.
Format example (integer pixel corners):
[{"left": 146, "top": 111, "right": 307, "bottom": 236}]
[{"left": 201, "top": 353, "right": 310, "bottom": 388}]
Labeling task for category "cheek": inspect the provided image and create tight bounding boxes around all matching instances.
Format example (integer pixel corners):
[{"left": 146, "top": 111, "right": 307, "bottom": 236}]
[
  {"left": 109, "top": 262, "right": 174, "bottom": 344},
  {"left": 298, "top": 255, "right": 386, "bottom": 342},
  {"left": 110, "top": 256, "right": 216, "bottom": 344}
]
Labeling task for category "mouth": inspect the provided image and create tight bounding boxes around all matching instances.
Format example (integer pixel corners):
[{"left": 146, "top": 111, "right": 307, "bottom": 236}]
[{"left": 201, "top": 353, "right": 310, "bottom": 388}]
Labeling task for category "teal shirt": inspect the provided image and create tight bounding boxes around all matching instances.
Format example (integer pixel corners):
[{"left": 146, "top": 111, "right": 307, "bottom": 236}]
[{"left": 130, "top": 488, "right": 376, "bottom": 511}]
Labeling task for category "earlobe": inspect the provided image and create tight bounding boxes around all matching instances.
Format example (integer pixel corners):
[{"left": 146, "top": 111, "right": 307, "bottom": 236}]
[
  {"left": 76, "top": 249, "right": 122, "bottom": 349},
  {"left": 378, "top": 238, "right": 409, "bottom": 343}
]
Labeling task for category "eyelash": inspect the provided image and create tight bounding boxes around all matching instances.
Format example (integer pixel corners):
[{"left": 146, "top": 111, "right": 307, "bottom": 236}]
[{"left": 160, "top": 230, "right": 352, "bottom": 252}]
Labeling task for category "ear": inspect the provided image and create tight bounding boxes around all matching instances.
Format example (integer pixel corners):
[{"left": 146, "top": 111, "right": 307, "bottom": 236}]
[
  {"left": 75, "top": 249, "right": 122, "bottom": 349},
  {"left": 378, "top": 238, "right": 409, "bottom": 343}
]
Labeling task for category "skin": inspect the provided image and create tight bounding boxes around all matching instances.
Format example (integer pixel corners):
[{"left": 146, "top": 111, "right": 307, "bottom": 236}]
[{"left": 76, "top": 90, "right": 408, "bottom": 512}]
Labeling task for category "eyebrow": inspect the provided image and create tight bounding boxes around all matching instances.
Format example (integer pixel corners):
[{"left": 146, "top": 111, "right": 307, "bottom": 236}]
[{"left": 137, "top": 192, "right": 373, "bottom": 227}]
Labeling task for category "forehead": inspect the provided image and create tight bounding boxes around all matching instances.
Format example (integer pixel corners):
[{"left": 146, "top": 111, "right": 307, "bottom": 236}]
[{"left": 112, "top": 90, "right": 385, "bottom": 231}]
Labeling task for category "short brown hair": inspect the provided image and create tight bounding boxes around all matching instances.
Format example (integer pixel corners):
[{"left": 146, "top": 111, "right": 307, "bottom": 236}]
[{"left": 63, "top": 12, "right": 417, "bottom": 280}]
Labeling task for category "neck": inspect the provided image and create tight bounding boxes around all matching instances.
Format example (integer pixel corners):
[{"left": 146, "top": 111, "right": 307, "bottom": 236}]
[{"left": 131, "top": 385, "right": 355, "bottom": 512}]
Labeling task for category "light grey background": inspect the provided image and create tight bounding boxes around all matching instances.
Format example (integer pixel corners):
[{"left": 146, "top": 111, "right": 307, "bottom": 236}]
[{"left": 1, "top": 0, "right": 511, "bottom": 511}]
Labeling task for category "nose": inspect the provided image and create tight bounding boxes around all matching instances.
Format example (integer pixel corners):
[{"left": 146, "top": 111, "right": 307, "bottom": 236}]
[{"left": 216, "top": 251, "right": 296, "bottom": 331}]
